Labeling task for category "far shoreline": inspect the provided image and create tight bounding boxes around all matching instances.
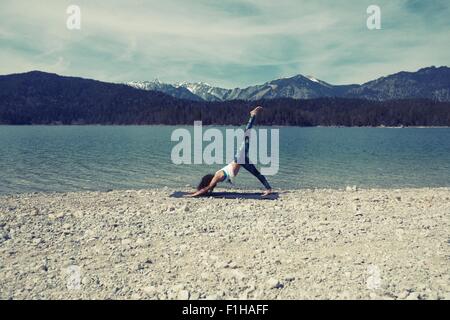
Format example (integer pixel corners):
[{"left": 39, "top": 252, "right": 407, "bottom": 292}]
[
  {"left": 1, "top": 124, "right": 450, "bottom": 128},
  {"left": 2, "top": 186, "right": 450, "bottom": 198}
]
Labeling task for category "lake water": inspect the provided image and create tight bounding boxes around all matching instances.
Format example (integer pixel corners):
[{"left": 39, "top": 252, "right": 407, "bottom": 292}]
[{"left": 1, "top": 126, "right": 449, "bottom": 194}]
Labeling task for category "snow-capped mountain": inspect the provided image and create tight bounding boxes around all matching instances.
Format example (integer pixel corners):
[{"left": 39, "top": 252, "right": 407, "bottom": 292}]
[
  {"left": 226, "top": 74, "right": 342, "bottom": 100},
  {"left": 126, "top": 80, "right": 203, "bottom": 101},
  {"left": 125, "top": 66, "right": 450, "bottom": 102},
  {"left": 126, "top": 74, "right": 347, "bottom": 101},
  {"left": 175, "top": 82, "right": 230, "bottom": 102}
]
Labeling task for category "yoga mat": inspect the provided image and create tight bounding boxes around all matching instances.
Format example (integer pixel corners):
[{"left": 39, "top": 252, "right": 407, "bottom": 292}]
[{"left": 170, "top": 191, "right": 279, "bottom": 200}]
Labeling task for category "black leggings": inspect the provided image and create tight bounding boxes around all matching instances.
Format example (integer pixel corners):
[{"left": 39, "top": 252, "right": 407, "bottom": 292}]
[{"left": 235, "top": 116, "right": 272, "bottom": 190}]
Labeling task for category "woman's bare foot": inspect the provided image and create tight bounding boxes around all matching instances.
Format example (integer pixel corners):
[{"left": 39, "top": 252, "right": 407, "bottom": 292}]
[
  {"left": 261, "top": 189, "right": 272, "bottom": 197},
  {"left": 250, "top": 106, "right": 263, "bottom": 117}
]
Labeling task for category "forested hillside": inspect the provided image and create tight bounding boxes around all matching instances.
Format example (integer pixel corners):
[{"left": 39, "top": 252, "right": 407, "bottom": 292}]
[{"left": 1, "top": 71, "right": 449, "bottom": 126}]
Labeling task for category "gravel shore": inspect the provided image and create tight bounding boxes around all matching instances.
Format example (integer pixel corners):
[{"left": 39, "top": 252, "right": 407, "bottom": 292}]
[{"left": 1, "top": 187, "right": 449, "bottom": 300}]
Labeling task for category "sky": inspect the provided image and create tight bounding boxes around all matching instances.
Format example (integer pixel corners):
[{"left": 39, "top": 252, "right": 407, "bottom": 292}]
[{"left": 0, "top": 0, "right": 449, "bottom": 88}]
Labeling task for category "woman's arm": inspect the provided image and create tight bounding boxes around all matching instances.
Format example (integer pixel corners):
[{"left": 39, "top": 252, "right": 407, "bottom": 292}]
[
  {"left": 188, "top": 186, "right": 212, "bottom": 197},
  {"left": 185, "top": 173, "right": 222, "bottom": 197}
]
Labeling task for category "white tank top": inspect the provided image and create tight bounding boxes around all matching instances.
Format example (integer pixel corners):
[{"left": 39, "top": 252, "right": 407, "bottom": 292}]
[{"left": 219, "top": 163, "right": 236, "bottom": 183}]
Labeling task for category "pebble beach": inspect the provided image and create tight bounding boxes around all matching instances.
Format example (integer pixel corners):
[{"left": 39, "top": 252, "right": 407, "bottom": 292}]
[{"left": 0, "top": 187, "right": 449, "bottom": 300}]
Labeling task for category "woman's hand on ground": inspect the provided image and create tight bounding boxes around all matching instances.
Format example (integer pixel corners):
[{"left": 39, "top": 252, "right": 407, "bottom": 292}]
[
  {"left": 183, "top": 192, "right": 196, "bottom": 198},
  {"left": 261, "top": 189, "right": 272, "bottom": 197}
]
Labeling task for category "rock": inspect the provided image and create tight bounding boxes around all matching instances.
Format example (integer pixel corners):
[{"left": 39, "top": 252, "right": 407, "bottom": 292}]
[
  {"left": 121, "top": 239, "right": 132, "bottom": 246},
  {"left": 267, "top": 278, "right": 283, "bottom": 289},
  {"left": 56, "top": 212, "right": 65, "bottom": 219},
  {"left": 62, "top": 223, "right": 72, "bottom": 230},
  {"left": 426, "top": 292, "right": 438, "bottom": 300},
  {"left": 73, "top": 211, "right": 84, "bottom": 218},
  {"left": 284, "top": 275, "right": 296, "bottom": 282},
  {"left": 158, "top": 293, "right": 167, "bottom": 300},
  {"left": 216, "top": 290, "right": 225, "bottom": 298},
  {"left": 143, "top": 286, "right": 157, "bottom": 297},
  {"left": 131, "top": 293, "right": 141, "bottom": 300},
  {"left": 230, "top": 270, "right": 246, "bottom": 282},
  {"left": 172, "top": 284, "right": 185, "bottom": 291},
  {"left": 0, "top": 231, "right": 11, "bottom": 243},
  {"left": 190, "top": 292, "right": 200, "bottom": 300},
  {"left": 178, "top": 290, "right": 190, "bottom": 300},
  {"left": 442, "top": 293, "right": 450, "bottom": 300},
  {"left": 201, "top": 272, "right": 214, "bottom": 280},
  {"left": 397, "top": 291, "right": 410, "bottom": 299},
  {"left": 215, "top": 261, "right": 229, "bottom": 269},
  {"left": 239, "top": 292, "right": 248, "bottom": 299},
  {"left": 136, "top": 238, "right": 148, "bottom": 247},
  {"left": 406, "top": 292, "right": 421, "bottom": 300}
]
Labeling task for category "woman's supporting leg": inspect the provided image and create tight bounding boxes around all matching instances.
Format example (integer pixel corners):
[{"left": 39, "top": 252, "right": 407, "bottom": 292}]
[
  {"left": 242, "top": 163, "right": 272, "bottom": 190},
  {"left": 235, "top": 114, "right": 272, "bottom": 190}
]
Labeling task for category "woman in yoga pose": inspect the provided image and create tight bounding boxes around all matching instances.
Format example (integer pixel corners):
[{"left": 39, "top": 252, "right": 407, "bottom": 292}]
[{"left": 186, "top": 106, "right": 272, "bottom": 197}]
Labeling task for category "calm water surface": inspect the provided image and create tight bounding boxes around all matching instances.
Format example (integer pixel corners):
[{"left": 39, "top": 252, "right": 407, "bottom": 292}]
[{"left": 0, "top": 126, "right": 449, "bottom": 194}]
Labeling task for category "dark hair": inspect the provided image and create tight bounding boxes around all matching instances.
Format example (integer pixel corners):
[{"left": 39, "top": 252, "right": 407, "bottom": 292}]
[{"left": 197, "top": 174, "right": 214, "bottom": 191}]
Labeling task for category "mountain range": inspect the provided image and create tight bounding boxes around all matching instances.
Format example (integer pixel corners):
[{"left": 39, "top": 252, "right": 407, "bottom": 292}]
[
  {"left": 1, "top": 70, "right": 449, "bottom": 126},
  {"left": 126, "top": 66, "right": 450, "bottom": 102}
]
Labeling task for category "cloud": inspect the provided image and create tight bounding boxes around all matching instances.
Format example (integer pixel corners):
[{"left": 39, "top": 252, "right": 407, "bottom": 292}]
[{"left": 0, "top": 0, "right": 449, "bottom": 87}]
